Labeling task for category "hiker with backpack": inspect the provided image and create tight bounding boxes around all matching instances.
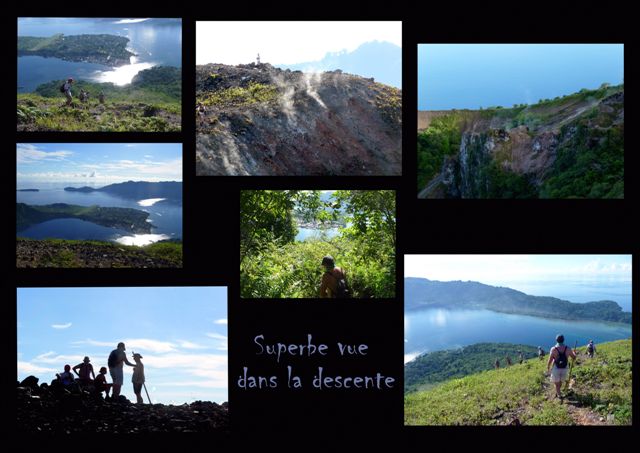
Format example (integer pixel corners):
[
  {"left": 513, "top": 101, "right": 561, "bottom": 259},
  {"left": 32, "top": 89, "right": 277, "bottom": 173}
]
[
  {"left": 494, "top": 358, "right": 500, "bottom": 369},
  {"left": 547, "top": 334, "right": 577, "bottom": 398},
  {"left": 518, "top": 350, "right": 524, "bottom": 364},
  {"left": 72, "top": 356, "right": 95, "bottom": 388},
  {"left": 505, "top": 355, "right": 512, "bottom": 366},
  {"left": 131, "top": 353, "right": 146, "bottom": 404},
  {"left": 319, "top": 255, "right": 350, "bottom": 298},
  {"left": 538, "top": 346, "right": 545, "bottom": 360},
  {"left": 60, "top": 78, "right": 74, "bottom": 106},
  {"left": 107, "top": 342, "right": 137, "bottom": 399},
  {"left": 587, "top": 340, "right": 596, "bottom": 358}
]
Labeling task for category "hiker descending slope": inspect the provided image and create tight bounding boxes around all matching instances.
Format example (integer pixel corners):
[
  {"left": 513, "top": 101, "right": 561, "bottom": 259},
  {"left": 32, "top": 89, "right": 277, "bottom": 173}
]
[
  {"left": 547, "top": 334, "right": 577, "bottom": 398},
  {"left": 319, "top": 255, "right": 350, "bottom": 298},
  {"left": 60, "top": 78, "right": 74, "bottom": 106},
  {"left": 537, "top": 346, "right": 545, "bottom": 360},
  {"left": 587, "top": 340, "right": 597, "bottom": 358}
]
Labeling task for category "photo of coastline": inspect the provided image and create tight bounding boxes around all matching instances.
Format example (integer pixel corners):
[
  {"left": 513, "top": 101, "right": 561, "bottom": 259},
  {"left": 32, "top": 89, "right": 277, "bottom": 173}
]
[
  {"left": 404, "top": 255, "right": 632, "bottom": 426},
  {"left": 17, "top": 17, "right": 181, "bottom": 132}
]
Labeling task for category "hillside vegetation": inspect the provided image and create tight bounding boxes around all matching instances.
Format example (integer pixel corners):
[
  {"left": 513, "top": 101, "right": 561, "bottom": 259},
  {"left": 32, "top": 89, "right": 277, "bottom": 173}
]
[
  {"left": 17, "top": 66, "right": 181, "bottom": 132},
  {"left": 418, "top": 84, "right": 624, "bottom": 198},
  {"left": 240, "top": 190, "right": 395, "bottom": 298},
  {"left": 405, "top": 339, "right": 631, "bottom": 425},
  {"left": 405, "top": 343, "right": 539, "bottom": 393},
  {"left": 16, "top": 238, "right": 182, "bottom": 268}
]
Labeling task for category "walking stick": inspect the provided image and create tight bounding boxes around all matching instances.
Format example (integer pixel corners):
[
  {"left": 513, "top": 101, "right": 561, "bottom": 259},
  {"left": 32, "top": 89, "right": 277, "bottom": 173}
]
[
  {"left": 142, "top": 382, "right": 152, "bottom": 405},
  {"left": 564, "top": 340, "right": 578, "bottom": 392}
]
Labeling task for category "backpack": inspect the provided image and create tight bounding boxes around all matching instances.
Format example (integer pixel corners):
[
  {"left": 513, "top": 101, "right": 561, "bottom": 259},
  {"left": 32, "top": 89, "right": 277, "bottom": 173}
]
[
  {"left": 107, "top": 349, "right": 118, "bottom": 368},
  {"left": 555, "top": 346, "right": 568, "bottom": 369},
  {"left": 326, "top": 269, "right": 350, "bottom": 298},
  {"left": 59, "top": 83, "right": 66, "bottom": 93}
]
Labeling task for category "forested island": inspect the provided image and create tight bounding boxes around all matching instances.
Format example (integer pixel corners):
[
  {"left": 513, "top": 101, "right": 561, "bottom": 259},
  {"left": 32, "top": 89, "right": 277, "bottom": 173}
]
[
  {"left": 405, "top": 277, "right": 631, "bottom": 323},
  {"left": 18, "top": 34, "right": 134, "bottom": 66},
  {"left": 16, "top": 203, "right": 154, "bottom": 234}
]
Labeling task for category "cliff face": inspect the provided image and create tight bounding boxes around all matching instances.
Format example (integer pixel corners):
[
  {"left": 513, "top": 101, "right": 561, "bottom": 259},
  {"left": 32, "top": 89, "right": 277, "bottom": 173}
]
[
  {"left": 196, "top": 63, "right": 402, "bottom": 176},
  {"left": 418, "top": 86, "right": 624, "bottom": 198}
]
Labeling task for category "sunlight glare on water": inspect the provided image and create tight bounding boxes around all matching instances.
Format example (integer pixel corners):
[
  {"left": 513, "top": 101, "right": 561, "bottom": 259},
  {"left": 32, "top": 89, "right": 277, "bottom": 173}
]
[
  {"left": 92, "top": 58, "right": 154, "bottom": 86},
  {"left": 115, "top": 234, "right": 169, "bottom": 246}
]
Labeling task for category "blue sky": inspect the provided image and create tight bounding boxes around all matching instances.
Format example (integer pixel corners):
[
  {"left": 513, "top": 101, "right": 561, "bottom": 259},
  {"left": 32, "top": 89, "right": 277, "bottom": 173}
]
[
  {"left": 405, "top": 255, "right": 632, "bottom": 284},
  {"left": 418, "top": 44, "right": 624, "bottom": 110},
  {"left": 17, "top": 287, "right": 227, "bottom": 405},
  {"left": 17, "top": 143, "right": 182, "bottom": 184}
]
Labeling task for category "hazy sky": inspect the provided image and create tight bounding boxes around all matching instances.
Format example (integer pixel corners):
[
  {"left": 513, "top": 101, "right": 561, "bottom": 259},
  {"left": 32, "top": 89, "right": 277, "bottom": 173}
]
[
  {"left": 418, "top": 44, "right": 624, "bottom": 110},
  {"left": 18, "top": 287, "right": 228, "bottom": 405},
  {"left": 405, "top": 255, "right": 632, "bottom": 284},
  {"left": 17, "top": 143, "right": 182, "bottom": 184},
  {"left": 196, "top": 21, "right": 402, "bottom": 66}
]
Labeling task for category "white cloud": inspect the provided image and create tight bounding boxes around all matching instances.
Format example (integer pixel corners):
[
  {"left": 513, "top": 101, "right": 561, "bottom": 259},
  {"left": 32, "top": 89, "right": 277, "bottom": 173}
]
[
  {"left": 196, "top": 21, "right": 402, "bottom": 65},
  {"left": 177, "top": 340, "right": 208, "bottom": 350},
  {"left": 205, "top": 332, "right": 227, "bottom": 341},
  {"left": 17, "top": 144, "right": 73, "bottom": 164},
  {"left": 18, "top": 361, "right": 57, "bottom": 377},
  {"left": 51, "top": 322, "right": 72, "bottom": 329},
  {"left": 70, "top": 338, "right": 176, "bottom": 354},
  {"left": 214, "top": 319, "right": 228, "bottom": 325},
  {"left": 34, "top": 351, "right": 84, "bottom": 364}
]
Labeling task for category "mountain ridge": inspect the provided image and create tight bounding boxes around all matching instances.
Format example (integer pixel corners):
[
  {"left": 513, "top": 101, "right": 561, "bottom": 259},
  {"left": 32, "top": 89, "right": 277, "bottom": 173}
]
[{"left": 405, "top": 277, "right": 631, "bottom": 323}]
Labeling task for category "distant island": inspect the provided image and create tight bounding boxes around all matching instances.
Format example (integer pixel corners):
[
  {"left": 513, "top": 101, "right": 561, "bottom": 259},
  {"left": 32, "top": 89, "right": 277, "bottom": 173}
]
[
  {"left": 64, "top": 181, "right": 182, "bottom": 202},
  {"left": 405, "top": 277, "right": 631, "bottom": 324},
  {"left": 17, "top": 189, "right": 39, "bottom": 192},
  {"left": 16, "top": 203, "right": 153, "bottom": 234},
  {"left": 18, "top": 34, "right": 134, "bottom": 67}
]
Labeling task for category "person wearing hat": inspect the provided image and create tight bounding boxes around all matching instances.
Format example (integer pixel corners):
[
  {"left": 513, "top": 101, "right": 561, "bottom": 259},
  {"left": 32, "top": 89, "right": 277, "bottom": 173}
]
[
  {"left": 62, "top": 77, "right": 74, "bottom": 106},
  {"left": 72, "top": 356, "right": 96, "bottom": 387},
  {"left": 319, "top": 255, "right": 348, "bottom": 298},
  {"left": 131, "top": 353, "right": 146, "bottom": 404},
  {"left": 546, "top": 334, "right": 576, "bottom": 398}
]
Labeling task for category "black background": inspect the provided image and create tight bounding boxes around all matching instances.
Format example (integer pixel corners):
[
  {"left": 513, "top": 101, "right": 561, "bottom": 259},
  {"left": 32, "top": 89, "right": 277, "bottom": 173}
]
[{"left": 7, "top": 1, "right": 638, "bottom": 448}]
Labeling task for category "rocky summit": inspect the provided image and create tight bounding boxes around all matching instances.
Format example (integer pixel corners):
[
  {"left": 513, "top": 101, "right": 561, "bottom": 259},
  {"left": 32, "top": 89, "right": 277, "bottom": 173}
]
[
  {"left": 17, "top": 376, "right": 229, "bottom": 434},
  {"left": 196, "top": 63, "right": 402, "bottom": 176}
]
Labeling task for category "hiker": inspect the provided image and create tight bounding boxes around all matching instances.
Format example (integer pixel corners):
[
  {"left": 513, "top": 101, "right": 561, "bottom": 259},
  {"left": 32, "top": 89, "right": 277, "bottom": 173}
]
[
  {"left": 94, "top": 367, "right": 112, "bottom": 399},
  {"left": 61, "top": 77, "right": 74, "bottom": 106},
  {"left": 107, "top": 342, "right": 136, "bottom": 399},
  {"left": 72, "top": 356, "right": 95, "bottom": 387},
  {"left": 494, "top": 358, "right": 500, "bottom": 369},
  {"left": 547, "top": 334, "right": 577, "bottom": 398},
  {"left": 56, "top": 365, "right": 75, "bottom": 388},
  {"left": 319, "top": 255, "right": 349, "bottom": 298},
  {"left": 98, "top": 92, "right": 105, "bottom": 104},
  {"left": 196, "top": 102, "right": 207, "bottom": 126},
  {"left": 518, "top": 350, "right": 524, "bottom": 364},
  {"left": 587, "top": 340, "right": 596, "bottom": 358},
  {"left": 79, "top": 89, "right": 87, "bottom": 103},
  {"left": 131, "top": 353, "right": 146, "bottom": 404},
  {"left": 538, "top": 346, "right": 545, "bottom": 360},
  {"left": 505, "top": 355, "right": 512, "bottom": 366}
]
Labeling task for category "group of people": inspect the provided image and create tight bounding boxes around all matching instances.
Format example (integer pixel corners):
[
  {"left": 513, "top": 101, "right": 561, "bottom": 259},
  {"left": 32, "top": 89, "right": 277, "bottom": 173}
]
[
  {"left": 493, "top": 350, "right": 527, "bottom": 369},
  {"left": 54, "top": 342, "right": 146, "bottom": 404},
  {"left": 61, "top": 77, "right": 105, "bottom": 106},
  {"left": 492, "top": 335, "right": 598, "bottom": 399}
]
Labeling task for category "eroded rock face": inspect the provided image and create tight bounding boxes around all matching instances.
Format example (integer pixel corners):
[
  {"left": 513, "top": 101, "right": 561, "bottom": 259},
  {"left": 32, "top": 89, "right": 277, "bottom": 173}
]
[
  {"left": 17, "top": 377, "right": 229, "bottom": 434},
  {"left": 195, "top": 64, "right": 402, "bottom": 176}
]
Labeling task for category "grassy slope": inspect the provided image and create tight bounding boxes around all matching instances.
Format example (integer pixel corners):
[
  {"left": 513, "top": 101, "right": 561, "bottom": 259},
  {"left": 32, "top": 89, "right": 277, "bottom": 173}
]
[{"left": 405, "top": 339, "right": 631, "bottom": 425}]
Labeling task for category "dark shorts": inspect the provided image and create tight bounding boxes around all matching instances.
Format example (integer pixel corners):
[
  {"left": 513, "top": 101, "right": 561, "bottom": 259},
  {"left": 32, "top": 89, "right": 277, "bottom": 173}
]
[{"left": 133, "top": 383, "right": 143, "bottom": 394}]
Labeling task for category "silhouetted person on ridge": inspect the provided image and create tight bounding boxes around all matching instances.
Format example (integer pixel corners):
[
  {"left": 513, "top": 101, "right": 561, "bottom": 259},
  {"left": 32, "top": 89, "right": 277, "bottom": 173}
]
[
  {"left": 547, "top": 334, "right": 576, "bottom": 398},
  {"left": 107, "top": 342, "right": 136, "bottom": 399},
  {"left": 94, "top": 367, "right": 113, "bottom": 399},
  {"left": 72, "top": 356, "right": 95, "bottom": 388},
  {"left": 131, "top": 353, "right": 146, "bottom": 405}
]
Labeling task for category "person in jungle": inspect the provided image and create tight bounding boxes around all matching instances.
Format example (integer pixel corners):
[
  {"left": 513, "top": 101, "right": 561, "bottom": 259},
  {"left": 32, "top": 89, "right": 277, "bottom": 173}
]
[
  {"left": 319, "top": 255, "right": 349, "bottom": 298},
  {"left": 547, "top": 334, "right": 577, "bottom": 398}
]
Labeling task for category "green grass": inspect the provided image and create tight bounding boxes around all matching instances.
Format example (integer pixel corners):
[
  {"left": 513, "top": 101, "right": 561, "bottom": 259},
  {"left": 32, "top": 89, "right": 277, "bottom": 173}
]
[
  {"left": 142, "top": 241, "right": 183, "bottom": 265},
  {"left": 405, "top": 339, "right": 631, "bottom": 425},
  {"left": 197, "top": 82, "right": 278, "bottom": 108}
]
